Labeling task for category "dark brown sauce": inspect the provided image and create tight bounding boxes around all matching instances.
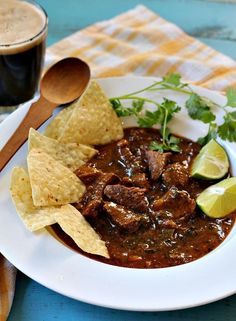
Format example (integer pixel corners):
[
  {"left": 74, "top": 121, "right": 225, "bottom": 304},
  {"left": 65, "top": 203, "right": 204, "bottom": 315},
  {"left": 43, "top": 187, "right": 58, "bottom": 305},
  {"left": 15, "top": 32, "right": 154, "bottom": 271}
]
[{"left": 52, "top": 128, "right": 235, "bottom": 269}]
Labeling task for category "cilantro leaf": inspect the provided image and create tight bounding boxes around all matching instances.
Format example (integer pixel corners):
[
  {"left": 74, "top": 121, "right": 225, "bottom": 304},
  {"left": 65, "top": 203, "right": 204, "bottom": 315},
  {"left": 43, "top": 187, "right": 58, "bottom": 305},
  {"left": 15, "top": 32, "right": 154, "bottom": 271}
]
[
  {"left": 162, "top": 99, "right": 181, "bottom": 122},
  {"left": 110, "top": 98, "right": 144, "bottom": 117},
  {"left": 149, "top": 141, "right": 165, "bottom": 152},
  {"left": 137, "top": 109, "right": 164, "bottom": 128},
  {"left": 168, "top": 143, "right": 181, "bottom": 152},
  {"left": 162, "top": 73, "right": 181, "bottom": 87},
  {"left": 149, "top": 134, "right": 181, "bottom": 153},
  {"left": 168, "top": 135, "right": 180, "bottom": 145},
  {"left": 132, "top": 99, "right": 145, "bottom": 112},
  {"left": 186, "top": 93, "right": 216, "bottom": 123},
  {"left": 168, "top": 134, "right": 179, "bottom": 144},
  {"left": 167, "top": 134, "right": 181, "bottom": 152},
  {"left": 226, "top": 88, "right": 236, "bottom": 107},
  {"left": 110, "top": 99, "right": 130, "bottom": 117},
  {"left": 218, "top": 111, "right": 236, "bottom": 142},
  {"left": 168, "top": 135, "right": 181, "bottom": 150},
  {"left": 146, "top": 100, "right": 181, "bottom": 152},
  {"left": 197, "top": 122, "right": 218, "bottom": 146}
]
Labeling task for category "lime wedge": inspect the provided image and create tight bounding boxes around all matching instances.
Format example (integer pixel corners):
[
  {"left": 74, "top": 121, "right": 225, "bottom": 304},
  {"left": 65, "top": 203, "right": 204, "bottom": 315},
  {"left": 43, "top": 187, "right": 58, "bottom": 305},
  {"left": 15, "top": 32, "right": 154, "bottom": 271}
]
[
  {"left": 191, "top": 139, "right": 229, "bottom": 180},
  {"left": 197, "top": 177, "right": 236, "bottom": 218}
]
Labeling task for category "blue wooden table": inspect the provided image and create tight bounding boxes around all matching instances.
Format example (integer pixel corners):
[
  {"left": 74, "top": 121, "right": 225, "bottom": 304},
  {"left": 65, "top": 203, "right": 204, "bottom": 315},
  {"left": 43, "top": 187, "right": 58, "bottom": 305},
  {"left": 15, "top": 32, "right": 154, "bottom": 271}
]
[{"left": 8, "top": 0, "right": 236, "bottom": 320}]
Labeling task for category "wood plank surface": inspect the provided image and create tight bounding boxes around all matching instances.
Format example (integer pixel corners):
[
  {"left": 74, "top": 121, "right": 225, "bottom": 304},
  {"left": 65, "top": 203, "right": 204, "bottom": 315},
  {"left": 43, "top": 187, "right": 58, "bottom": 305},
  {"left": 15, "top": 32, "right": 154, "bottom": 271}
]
[
  {"left": 8, "top": 272, "right": 236, "bottom": 321},
  {"left": 7, "top": 0, "right": 236, "bottom": 320},
  {"left": 205, "top": 1, "right": 236, "bottom": 3}
]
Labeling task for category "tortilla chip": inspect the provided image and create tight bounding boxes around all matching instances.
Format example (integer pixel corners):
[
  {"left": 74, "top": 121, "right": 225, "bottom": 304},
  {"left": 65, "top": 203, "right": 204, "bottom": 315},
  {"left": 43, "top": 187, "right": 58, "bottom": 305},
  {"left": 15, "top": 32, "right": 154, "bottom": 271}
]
[
  {"left": 28, "top": 128, "right": 97, "bottom": 171},
  {"left": 58, "top": 80, "right": 124, "bottom": 145},
  {"left": 10, "top": 167, "right": 57, "bottom": 231},
  {"left": 10, "top": 167, "right": 109, "bottom": 257},
  {"left": 44, "top": 105, "right": 74, "bottom": 140},
  {"left": 55, "top": 204, "right": 109, "bottom": 258},
  {"left": 27, "top": 149, "right": 85, "bottom": 206}
]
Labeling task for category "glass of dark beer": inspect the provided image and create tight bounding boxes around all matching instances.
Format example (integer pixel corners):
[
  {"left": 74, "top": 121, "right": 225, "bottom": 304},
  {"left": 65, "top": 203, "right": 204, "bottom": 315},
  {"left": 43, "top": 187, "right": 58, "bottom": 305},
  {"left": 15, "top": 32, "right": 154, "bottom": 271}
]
[{"left": 0, "top": 0, "right": 48, "bottom": 107}]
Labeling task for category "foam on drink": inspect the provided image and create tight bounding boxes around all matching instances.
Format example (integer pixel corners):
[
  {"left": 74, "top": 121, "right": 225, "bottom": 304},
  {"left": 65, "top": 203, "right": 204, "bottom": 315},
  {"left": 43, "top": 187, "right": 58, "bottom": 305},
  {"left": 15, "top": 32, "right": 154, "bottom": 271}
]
[{"left": 0, "top": 0, "right": 47, "bottom": 54}]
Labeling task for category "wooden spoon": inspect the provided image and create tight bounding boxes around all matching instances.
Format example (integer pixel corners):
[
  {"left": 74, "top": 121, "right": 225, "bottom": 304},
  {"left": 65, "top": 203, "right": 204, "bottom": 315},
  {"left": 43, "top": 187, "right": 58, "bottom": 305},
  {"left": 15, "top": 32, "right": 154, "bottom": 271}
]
[{"left": 0, "top": 57, "right": 90, "bottom": 171}]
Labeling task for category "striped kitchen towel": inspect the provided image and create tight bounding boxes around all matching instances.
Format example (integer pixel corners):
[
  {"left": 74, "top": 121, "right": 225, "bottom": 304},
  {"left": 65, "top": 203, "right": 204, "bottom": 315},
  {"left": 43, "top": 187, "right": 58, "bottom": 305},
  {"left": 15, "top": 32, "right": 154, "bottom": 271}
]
[
  {"left": 47, "top": 5, "right": 236, "bottom": 90},
  {"left": 2, "top": 5, "right": 236, "bottom": 320}
]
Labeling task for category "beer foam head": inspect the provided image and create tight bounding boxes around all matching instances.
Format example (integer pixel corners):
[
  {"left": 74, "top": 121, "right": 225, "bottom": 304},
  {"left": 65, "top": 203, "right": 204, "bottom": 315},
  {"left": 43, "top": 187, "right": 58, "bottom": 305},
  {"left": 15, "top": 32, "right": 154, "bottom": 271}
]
[{"left": 0, "top": 0, "right": 47, "bottom": 54}]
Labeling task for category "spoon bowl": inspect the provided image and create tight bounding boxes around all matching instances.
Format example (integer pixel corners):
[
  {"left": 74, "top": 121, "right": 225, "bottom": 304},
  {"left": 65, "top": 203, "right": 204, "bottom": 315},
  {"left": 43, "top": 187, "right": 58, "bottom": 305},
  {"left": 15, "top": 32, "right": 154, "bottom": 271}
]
[
  {"left": 42, "top": 57, "right": 90, "bottom": 104},
  {"left": 0, "top": 57, "right": 91, "bottom": 171}
]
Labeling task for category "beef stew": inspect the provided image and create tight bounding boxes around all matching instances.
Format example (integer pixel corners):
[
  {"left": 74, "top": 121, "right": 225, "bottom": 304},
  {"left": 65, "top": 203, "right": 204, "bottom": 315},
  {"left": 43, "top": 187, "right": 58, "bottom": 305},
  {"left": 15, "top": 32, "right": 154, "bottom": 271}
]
[{"left": 52, "top": 127, "right": 235, "bottom": 268}]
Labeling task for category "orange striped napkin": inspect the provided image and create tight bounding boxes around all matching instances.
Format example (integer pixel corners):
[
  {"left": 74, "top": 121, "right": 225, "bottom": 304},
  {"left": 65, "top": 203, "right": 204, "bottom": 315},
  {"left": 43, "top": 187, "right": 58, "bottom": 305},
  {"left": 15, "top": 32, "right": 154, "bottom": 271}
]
[{"left": 1, "top": 5, "right": 236, "bottom": 320}]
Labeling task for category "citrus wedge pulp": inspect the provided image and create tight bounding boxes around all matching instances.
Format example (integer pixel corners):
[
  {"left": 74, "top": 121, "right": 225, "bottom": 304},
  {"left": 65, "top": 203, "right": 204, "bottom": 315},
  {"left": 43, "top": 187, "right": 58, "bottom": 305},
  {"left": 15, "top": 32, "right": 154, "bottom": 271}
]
[
  {"left": 191, "top": 139, "right": 229, "bottom": 180},
  {"left": 197, "top": 177, "right": 236, "bottom": 218}
]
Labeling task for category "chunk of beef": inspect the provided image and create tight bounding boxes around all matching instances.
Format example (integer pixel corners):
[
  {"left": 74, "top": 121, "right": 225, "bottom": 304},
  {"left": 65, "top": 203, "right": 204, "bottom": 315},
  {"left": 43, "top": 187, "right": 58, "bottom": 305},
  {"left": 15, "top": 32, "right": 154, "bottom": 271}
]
[
  {"left": 82, "top": 199, "right": 102, "bottom": 218},
  {"left": 121, "top": 173, "right": 149, "bottom": 188},
  {"left": 162, "top": 162, "right": 189, "bottom": 187},
  {"left": 146, "top": 150, "right": 172, "bottom": 180},
  {"left": 75, "top": 165, "right": 101, "bottom": 184},
  {"left": 117, "top": 139, "right": 144, "bottom": 175},
  {"left": 77, "top": 171, "right": 120, "bottom": 218},
  {"left": 104, "top": 184, "right": 148, "bottom": 212},
  {"left": 152, "top": 186, "right": 196, "bottom": 219},
  {"left": 89, "top": 173, "right": 120, "bottom": 199},
  {"left": 103, "top": 202, "right": 143, "bottom": 232}
]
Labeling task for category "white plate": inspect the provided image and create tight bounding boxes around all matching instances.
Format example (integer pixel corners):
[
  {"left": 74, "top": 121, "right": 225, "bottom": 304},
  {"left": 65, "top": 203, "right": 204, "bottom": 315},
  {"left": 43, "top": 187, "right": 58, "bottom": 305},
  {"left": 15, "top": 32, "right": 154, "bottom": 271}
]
[{"left": 0, "top": 76, "right": 236, "bottom": 311}]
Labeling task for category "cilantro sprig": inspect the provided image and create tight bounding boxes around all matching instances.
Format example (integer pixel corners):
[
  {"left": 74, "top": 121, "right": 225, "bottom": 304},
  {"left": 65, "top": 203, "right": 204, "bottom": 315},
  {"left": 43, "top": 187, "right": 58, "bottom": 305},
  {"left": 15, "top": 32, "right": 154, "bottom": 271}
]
[
  {"left": 138, "top": 99, "right": 181, "bottom": 152},
  {"left": 110, "top": 92, "right": 181, "bottom": 152},
  {"left": 110, "top": 73, "right": 236, "bottom": 151},
  {"left": 150, "top": 128, "right": 181, "bottom": 153},
  {"left": 197, "top": 88, "right": 236, "bottom": 144},
  {"left": 185, "top": 93, "right": 216, "bottom": 124},
  {"left": 112, "top": 99, "right": 144, "bottom": 117},
  {"left": 197, "top": 122, "right": 218, "bottom": 146},
  {"left": 218, "top": 111, "right": 236, "bottom": 142}
]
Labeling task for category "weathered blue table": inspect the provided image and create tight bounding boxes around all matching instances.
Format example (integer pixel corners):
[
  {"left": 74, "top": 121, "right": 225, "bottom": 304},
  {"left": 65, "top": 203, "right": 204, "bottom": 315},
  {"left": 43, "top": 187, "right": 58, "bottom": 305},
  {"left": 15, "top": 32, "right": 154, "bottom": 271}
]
[{"left": 8, "top": 0, "right": 236, "bottom": 320}]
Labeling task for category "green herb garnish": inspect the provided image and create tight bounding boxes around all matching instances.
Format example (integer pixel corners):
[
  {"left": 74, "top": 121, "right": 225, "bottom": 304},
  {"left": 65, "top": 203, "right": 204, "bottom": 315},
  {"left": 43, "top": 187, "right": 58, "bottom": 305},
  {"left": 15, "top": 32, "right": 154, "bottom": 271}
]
[
  {"left": 112, "top": 99, "right": 144, "bottom": 117},
  {"left": 218, "top": 111, "right": 236, "bottom": 142},
  {"left": 185, "top": 93, "right": 216, "bottom": 124},
  {"left": 110, "top": 73, "right": 236, "bottom": 150},
  {"left": 226, "top": 88, "right": 236, "bottom": 107},
  {"left": 150, "top": 129, "right": 181, "bottom": 153},
  {"left": 139, "top": 99, "right": 181, "bottom": 152},
  {"left": 197, "top": 122, "right": 218, "bottom": 146}
]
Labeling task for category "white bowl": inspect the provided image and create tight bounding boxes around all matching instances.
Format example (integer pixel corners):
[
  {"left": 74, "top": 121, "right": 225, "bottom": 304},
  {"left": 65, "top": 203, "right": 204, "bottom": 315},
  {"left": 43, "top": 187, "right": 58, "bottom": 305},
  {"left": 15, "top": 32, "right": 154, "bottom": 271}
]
[{"left": 0, "top": 76, "right": 235, "bottom": 311}]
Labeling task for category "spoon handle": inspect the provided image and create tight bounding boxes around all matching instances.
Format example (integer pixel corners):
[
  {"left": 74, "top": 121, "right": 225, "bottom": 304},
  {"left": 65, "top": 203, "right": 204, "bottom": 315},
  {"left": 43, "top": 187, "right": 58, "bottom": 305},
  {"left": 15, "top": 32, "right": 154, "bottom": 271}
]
[{"left": 0, "top": 96, "right": 57, "bottom": 171}]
